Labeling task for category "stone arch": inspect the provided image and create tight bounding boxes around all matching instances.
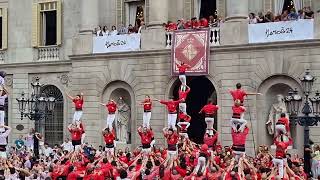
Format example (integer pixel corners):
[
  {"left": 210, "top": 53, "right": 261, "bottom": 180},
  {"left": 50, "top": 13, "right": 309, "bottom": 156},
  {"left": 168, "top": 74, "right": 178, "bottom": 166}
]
[
  {"left": 167, "top": 75, "right": 220, "bottom": 143},
  {"left": 257, "top": 75, "right": 303, "bottom": 153},
  {"left": 101, "top": 81, "right": 136, "bottom": 147}
]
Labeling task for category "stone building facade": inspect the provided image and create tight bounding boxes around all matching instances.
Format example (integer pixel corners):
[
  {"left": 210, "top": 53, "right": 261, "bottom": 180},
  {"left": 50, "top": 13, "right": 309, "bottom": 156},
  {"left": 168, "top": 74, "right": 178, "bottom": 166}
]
[{"left": 1, "top": 0, "right": 320, "bottom": 155}]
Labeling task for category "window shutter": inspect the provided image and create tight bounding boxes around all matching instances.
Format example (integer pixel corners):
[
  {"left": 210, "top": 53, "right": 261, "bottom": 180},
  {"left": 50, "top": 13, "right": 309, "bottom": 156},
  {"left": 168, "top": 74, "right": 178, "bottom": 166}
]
[
  {"left": 56, "top": 0, "right": 62, "bottom": 46},
  {"left": 1, "top": 8, "right": 8, "bottom": 50},
  {"left": 116, "top": 0, "right": 123, "bottom": 25},
  {"left": 32, "top": 4, "right": 40, "bottom": 47}
]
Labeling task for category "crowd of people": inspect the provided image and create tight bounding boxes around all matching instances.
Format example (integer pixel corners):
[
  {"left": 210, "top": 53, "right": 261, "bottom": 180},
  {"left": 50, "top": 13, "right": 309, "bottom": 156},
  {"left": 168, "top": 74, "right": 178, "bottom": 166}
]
[
  {"left": 0, "top": 69, "right": 319, "bottom": 180},
  {"left": 94, "top": 21, "right": 145, "bottom": 36},
  {"left": 249, "top": 6, "right": 315, "bottom": 24}
]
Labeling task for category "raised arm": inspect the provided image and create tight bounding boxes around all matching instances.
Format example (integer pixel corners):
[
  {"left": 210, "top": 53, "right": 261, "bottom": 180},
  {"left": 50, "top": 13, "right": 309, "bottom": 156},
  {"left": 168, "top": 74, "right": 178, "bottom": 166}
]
[
  {"left": 99, "top": 102, "right": 106, "bottom": 106},
  {"left": 80, "top": 92, "right": 84, "bottom": 100},
  {"left": 65, "top": 91, "right": 74, "bottom": 100},
  {"left": 1, "top": 85, "right": 8, "bottom": 95}
]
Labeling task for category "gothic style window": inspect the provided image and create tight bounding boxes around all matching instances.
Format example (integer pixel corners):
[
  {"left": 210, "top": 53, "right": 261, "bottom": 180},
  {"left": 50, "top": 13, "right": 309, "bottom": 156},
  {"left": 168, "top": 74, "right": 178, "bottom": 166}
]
[
  {"left": 0, "top": 8, "right": 8, "bottom": 50},
  {"left": 32, "top": 0, "right": 62, "bottom": 47},
  {"left": 41, "top": 85, "right": 63, "bottom": 146}
]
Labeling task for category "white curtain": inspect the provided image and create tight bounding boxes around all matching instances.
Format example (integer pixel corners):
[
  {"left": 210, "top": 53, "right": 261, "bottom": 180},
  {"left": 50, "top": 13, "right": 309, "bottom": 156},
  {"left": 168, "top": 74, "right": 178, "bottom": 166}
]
[
  {"left": 274, "top": 0, "right": 285, "bottom": 15},
  {"left": 293, "top": 0, "right": 302, "bottom": 11},
  {"left": 198, "top": 0, "right": 201, "bottom": 18},
  {"left": 129, "top": 3, "right": 138, "bottom": 26}
]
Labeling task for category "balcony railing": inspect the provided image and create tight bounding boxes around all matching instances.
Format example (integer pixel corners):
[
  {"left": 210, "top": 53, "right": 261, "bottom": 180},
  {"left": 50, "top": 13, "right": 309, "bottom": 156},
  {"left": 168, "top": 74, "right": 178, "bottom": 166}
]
[
  {"left": 0, "top": 50, "right": 6, "bottom": 63},
  {"left": 38, "top": 46, "right": 60, "bottom": 61},
  {"left": 165, "top": 27, "right": 220, "bottom": 49}
]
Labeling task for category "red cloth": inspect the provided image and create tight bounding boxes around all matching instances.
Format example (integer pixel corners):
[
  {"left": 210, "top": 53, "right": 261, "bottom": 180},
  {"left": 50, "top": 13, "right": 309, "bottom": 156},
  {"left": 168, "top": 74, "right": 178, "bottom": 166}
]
[
  {"left": 203, "top": 133, "right": 219, "bottom": 147},
  {"left": 69, "top": 127, "right": 84, "bottom": 141},
  {"left": 106, "top": 101, "right": 117, "bottom": 113},
  {"left": 224, "top": 172, "right": 240, "bottom": 180},
  {"left": 164, "top": 132, "right": 179, "bottom": 145},
  {"left": 230, "top": 89, "right": 248, "bottom": 103},
  {"left": 178, "top": 112, "right": 191, "bottom": 122},
  {"left": 138, "top": 129, "right": 153, "bottom": 145},
  {"left": 103, "top": 130, "right": 115, "bottom": 144},
  {"left": 73, "top": 99, "right": 84, "bottom": 110},
  {"left": 200, "top": 103, "right": 219, "bottom": 115},
  {"left": 231, "top": 127, "right": 249, "bottom": 146},
  {"left": 177, "top": 64, "right": 189, "bottom": 74},
  {"left": 179, "top": 123, "right": 189, "bottom": 132},
  {"left": 175, "top": 166, "right": 187, "bottom": 177},
  {"left": 277, "top": 117, "right": 290, "bottom": 132},
  {"left": 67, "top": 172, "right": 79, "bottom": 180},
  {"left": 160, "top": 100, "right": 181, "bottom": 113},
  {"left": 178, "top": 88, "right": 190, "bottom": 100},
  {"left": 274, "top": 137, "right": 292, "bottom": 158},
  {"left": 143, "top": 99, "right": 152, "bottom": 111}
]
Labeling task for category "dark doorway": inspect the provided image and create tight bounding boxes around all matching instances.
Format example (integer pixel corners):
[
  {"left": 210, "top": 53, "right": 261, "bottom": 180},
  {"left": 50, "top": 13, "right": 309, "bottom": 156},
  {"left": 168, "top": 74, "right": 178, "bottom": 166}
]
[
  {"left": 172, "top": 76, "right": 217, "bottom": 144},
  {"left": 282, "top": 0, "right": 294, "bottom": 13},
  {"left": 45, "top": 11, "right": 57, "bottom": 46},
  {"left": 200, "top": 0, "right": 217, "bottom": 19}
]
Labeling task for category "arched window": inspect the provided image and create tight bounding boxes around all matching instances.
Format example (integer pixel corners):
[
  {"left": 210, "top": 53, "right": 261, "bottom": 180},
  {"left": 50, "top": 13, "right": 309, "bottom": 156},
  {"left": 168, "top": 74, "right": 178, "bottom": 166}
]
[{"left": 41, "top": 85, "right": 63, "bottom": 146}]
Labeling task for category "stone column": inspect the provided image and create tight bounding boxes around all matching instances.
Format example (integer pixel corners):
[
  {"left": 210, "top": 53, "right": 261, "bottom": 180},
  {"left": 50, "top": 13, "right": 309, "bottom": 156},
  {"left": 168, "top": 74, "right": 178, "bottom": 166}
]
[
  {"left": 226, "top": 0, "right": 249, "bottom": 21},
  {"left": 147, "top": 0, "right": 168, "bottom": 27},
  {"left": 80, "top": 0, "right": 99, "bottom": 32}
]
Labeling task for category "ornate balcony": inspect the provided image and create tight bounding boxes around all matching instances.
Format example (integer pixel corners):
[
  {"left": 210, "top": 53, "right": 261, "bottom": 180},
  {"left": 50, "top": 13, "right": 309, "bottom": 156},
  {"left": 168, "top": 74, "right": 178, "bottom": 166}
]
[
  {"left": 38, "top": 46, "right": 60, "bottom": 61},
  {"left": 165, "top": 28, "right": 220, "bottom": 49}
]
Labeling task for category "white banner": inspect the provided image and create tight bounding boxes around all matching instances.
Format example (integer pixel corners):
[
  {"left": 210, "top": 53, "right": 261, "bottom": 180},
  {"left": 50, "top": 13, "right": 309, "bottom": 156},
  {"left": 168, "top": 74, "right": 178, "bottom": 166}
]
[
  {"left": 248, "top": 19, "right": 314, "bottom": 43},
  {"left": 93, "top": 34, "right": 141, "bottom": 53}
]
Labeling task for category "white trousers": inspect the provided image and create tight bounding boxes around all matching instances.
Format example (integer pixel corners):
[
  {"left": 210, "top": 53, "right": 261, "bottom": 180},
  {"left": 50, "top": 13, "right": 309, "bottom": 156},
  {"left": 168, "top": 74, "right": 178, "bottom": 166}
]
[
  {"left": 81, "top": 133, "right": 86, "bottom": 144},
  {"left": 105, "top": 147, "right": 114, "bottom": 156},
  {"left": 273, "top": 158, "right": 285, "bottom": 178},
  {"left": 73, "top": 111, "right": 83, "bottom": 123},
  {"left": 142, "top": 148, "right": 151, "bottom": 156},
  {"left": 275, "top": 124, "right": 287, "bottom": 136},
  {"left": 179, "top": 103, "right": 187, "bottom": 113},
  {"left": 168, "top": 113, "right": 177, "bottom": 130},
  {"left": 0, "top": 111, "right": 4, "bottom": 132},
  {"left": 312, "top": 159, "right": 320, "bottom": 178},
  {"left": 230, "top": 118, "right": 247, "bottom": 132},
  {"left": 194, "top": 156, "right": 206, "bottom": 173},
  {"left": 179, "top": 75, "right": 186, "bottom": 86},
  {"left": 205, "top": 117, "right": 214, "bottom": 135},
  {"left": 143, "top": 112, "right": 151, "bottom": 128},
  {"left": 167, "top": 150, "right": 177, "bottom": 160},
  {"left": 234, "top": 150, "right": 245, "bottom": 162},
  {"left": 0, "top": 151, "right": 6, "bottom": 159},
  {"left": 106, "top": 114, "right": 116, "bottom": 130}
]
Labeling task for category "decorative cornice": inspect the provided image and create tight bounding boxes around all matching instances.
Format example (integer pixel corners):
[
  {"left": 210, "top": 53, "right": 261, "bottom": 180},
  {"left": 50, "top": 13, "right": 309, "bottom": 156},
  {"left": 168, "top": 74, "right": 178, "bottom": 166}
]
[{"left": 0, "top": 60, "right": 71, "bottom": 68}]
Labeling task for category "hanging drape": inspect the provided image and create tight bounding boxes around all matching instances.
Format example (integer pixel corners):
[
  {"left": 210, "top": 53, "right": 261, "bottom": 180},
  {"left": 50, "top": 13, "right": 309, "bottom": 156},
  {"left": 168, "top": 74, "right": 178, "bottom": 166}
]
[
  {"left": 274, "top": 0, "right": 285, "bottom": 15},
  {"left": 198, "top": 0, "right": 202, "bottom": 17},
  {"left": 129, "top": 3, "right": 138, "bottom": 26},
  {"left": 293, "top": 0, "right": 302, "bottom": 11}
]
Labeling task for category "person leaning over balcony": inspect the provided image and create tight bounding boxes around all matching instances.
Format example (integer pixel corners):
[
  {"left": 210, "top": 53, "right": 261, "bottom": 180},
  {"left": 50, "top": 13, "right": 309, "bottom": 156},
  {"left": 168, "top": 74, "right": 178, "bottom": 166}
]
[
  {"left": 102, "top": 26, "right": 109, "bottom": 36},
  {"left": 298, "top": 9, "right": 305, "bottom": 19},
  {"left": 118, "top": 24, "right": 128, "bottom": 35},
  {"left": 264, "top": 11, "right": 274, "bottom": 22},
  {"left": 257, "top": 12, "right": 265, "bottom": 23},
  {"left": 199, "top": 18, "right": 209, "bottom": 28},
  {"left": 288, "top": 9, "right": 298, "bottom": 20},
  {"left": 305, "top": 6, "right": 314, "bottom": 19},
  {"left": 191, "top": 17, "right": 200, "bottom": 29},
  {"left": 110, "top": 25, "right": 118, "bottom": 36},
  {"left": 96, "top": 25, "right": 103, "bottom": 36},
  {"left": 281, "top": 10, "right": 289, "bottom": 21},
  {"left": 177, "top": 19, "right": 185, "bottom": 30},
  {"left": 248, "top": 13, "right": 258, "bottom": 24},
  {"left": 128, "top": 24, "right": 135, "bottom": 34}
]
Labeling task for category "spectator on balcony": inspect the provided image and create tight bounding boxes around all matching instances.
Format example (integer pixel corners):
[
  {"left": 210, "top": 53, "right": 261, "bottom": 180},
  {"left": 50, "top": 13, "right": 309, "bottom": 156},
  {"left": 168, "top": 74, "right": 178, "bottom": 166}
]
[
  {"left": 138, "top": 21, "right": 145, "bottom": 34},
  {"left": 281, "top": 10, "right": 289, "bottom": 21},
  {"left": 109, "top": 25, "right": 118, "bottom": 36},
  {"left": 95, "top": 25, "right": 103, "bottom": 36},
  {"left": 191, "top": 17, "right": 200, "bottom": 29},
  {"left": 288, "top": 9, "right": 298, "bottom": 20},
  {"left": 128, "top": 24, "right": 135, "bottom": 34},
  {"left": 248, "top": 13, "right": 258, "bottom": 24},
  {"left": 264, "top": 11, "right": 274, "bottom": 22},
  {"left": 102, "top": 26, "right": 109, "bottom": 36},
  {"left": 274, "top": 13, "right": 281, "bottom": 22},
  {"left": 177, "top": 19, "right": 185, "bottom": 30},
  {"left": 257, "top": 12, "right": 265, "bottom": 23},
  {"left": 166, "top": 21, "right": 177, "bottom": 32},
  {"left": 297, "top": 10, "right": 305, "bottom": 19},
  {"left": 208, "top": 15, "right": 217, "bottom": 27},
  {"left": 199, "top": 18, "right": 209, "bottom": 28},
  {"left": 305, "top": 7, "right": 314, "bottom": 19},
  {"left": 118, "top": 24, "right": 128, "bottom": 35},
  {"left": 184, "top": 20, "right": 192, "bottom": 29}
]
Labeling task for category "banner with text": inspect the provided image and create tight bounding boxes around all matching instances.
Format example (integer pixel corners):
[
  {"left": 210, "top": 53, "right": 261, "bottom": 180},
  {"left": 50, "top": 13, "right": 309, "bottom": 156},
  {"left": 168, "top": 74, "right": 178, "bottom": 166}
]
[
  {"left": 248, "top": 19, "right": 314, "bottom": 44},
  {"left": 93, "top": 34, "right": 141, "bottom": 53}
]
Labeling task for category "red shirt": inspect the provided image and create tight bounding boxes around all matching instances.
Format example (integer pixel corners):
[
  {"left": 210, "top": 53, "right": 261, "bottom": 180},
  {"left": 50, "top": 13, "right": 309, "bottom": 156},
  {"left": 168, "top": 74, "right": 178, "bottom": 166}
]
[
  {"left": 177, "top": 64, "right": 189, "bottom": 74},
  {"left": 73, "top": 99, "right": 84, "bottom": 110},
  {"left": 164, "top": 132, "right": 179, "bottom": 145},
  {"left": 274, "top": 137, "right": 292, "bottom": 158},
  {"left": 232, "top": 106, "right": 245, "bottom": 118},
  {"left": 184, "top": 21, "right": 192, "bottom": 29},
  {"left": 175, "top": 166, "right": 187, "bottom": 177},
  {"left": 191, "top": 20, "right": 200, "bottom": 28},
  {"left": 143, "top": 99, "right": 152, "bottom": 111},
  {"left": 178, "top": 112, "right": 191, "bottom": 122},
  {"left": 230, "top": 89, "right": 247, "bottom": 103},
  {"left": 200, "top": 103, "right": 219, "bottom": 115},
  {"left": 138, "top": 130, "right": 153, "bottom": 145},
  {"left": 178, "top": 88, "right": 190, "bottom": 100},
  {"left": 203, "top": 133, "right": 219, "bottom": 147},
  {"left": 168, "top": 22, "right": 177, "bottom": 31},
  {"left": 103, "top": 131, "right": 115, "bottom": 145},
  {"left": 231, "top": 127, "right": 249, "bottom": 146},
  {"left": 277, "top": 117, "right": 290, "bottom": 132},
  {"left": 69, "top": 127, "right": 84, "bottom": 141},
  {"left": 160, "top": 100, "right": 181, "bottom": 113},
  {"left": 67, "top": 172, "right": 79, "bottom": 180},
  {"left": 106, "top": 102, "right": 117, "bottom": 113},
  {"left": 200, "top": 18, "right": 209, "bottom": 27}
]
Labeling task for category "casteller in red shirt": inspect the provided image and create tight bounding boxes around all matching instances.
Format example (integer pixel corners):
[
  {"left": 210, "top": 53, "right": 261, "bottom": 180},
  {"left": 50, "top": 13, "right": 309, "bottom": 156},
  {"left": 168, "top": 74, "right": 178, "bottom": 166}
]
[
  {"left": 69, "top": 125, "right": 84, "bottom": 141},
  {"left": 164, "top": 131, "right": 179, "bottom": 145},
  {"left": 277, "top": 116, "right": 290, "bottom": 132},
  {"left": 142, "top": 98, "right": 152, "bottom": 112},
  {"left": 177, "top": 63, "right": 191, "bottom": 74},
  {"left": 178, "top": 86, "right": 190, "bottom": 101},
  {"left": 199, "top": 102, "right": 219, "bottom": 117},
  {"left": 231, "top": 127, "right": 249, "bottom": 146},
  {"left": 232, "top": 105, "right": 246, "bottom": 119},
  {"left": 160, "top": 99, "right": 182, "bottom": 113},
  {"left": 204, "top": 132, "right": 219, "bottom": 148},
  {"left": 230, "top": 89, "right": 247, "bottom": 104},
  {"left": 103, "top": 129, "right": 115, "bottom": 145},
  {"left": 73, "top": 99, "right": 84, "bottom": 111},
  {"left": 178, "top": 111, "right": 191, "bottom": 122},
  {"left": 138, "top": 128, "right": 153, "bottom": 145},
  {"left": 106, "top": 101, "right": 117, "bottom": 114},
  {"left": 274, "top": 136, "right": 292, "bottom": 159}
]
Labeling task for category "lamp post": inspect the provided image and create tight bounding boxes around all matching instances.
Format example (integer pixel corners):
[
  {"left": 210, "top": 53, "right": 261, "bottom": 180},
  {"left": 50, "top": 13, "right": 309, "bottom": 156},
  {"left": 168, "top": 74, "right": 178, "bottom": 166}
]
[
  {"left": 284, "top": 69, "right": 320, "bottom": 176},
  {"left": 16, "top": 77, "right": 56, "bottom": 133}
]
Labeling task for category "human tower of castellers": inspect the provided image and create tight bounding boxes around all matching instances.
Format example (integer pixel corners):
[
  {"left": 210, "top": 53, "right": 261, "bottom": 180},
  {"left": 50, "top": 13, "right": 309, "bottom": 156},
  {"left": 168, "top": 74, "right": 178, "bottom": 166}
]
[{"left": 0, "top": 68, "right": 310, "bottom": 179}]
